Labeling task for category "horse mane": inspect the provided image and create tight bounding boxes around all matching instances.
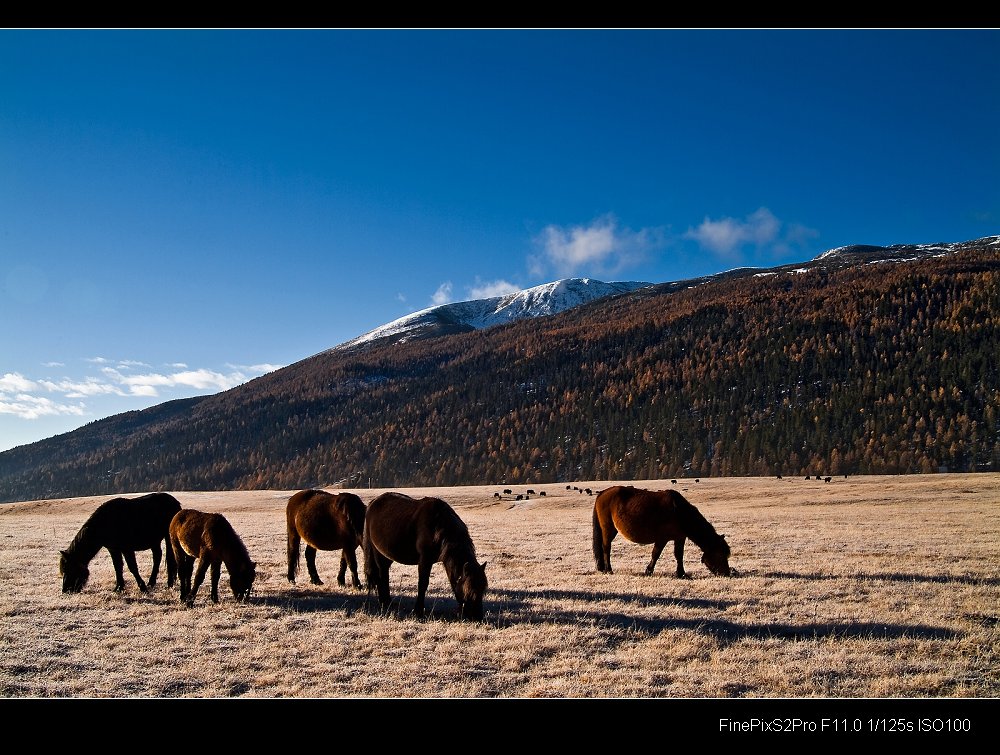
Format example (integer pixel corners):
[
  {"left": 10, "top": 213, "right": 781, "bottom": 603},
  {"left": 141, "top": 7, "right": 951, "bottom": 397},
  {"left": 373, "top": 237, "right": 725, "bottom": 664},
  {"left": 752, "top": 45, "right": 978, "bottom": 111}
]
[
  {"left": 63, "top": 521, "right": 103, "bottom": 563},
  {"left": 669, "top": 491, "right": 729, "bottom": 555},
  {"left": 434, "top": 501, "right": 477, "bottom": 565}
]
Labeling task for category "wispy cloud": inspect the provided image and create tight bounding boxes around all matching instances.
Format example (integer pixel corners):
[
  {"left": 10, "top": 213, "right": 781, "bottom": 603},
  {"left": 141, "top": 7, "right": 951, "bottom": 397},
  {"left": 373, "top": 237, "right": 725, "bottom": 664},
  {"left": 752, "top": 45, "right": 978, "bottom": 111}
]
[
  {"left": 4, "top": 361, "right": 281, "bottom": 420},
  {"left": 431, "top": 282, "right": 453, "bottom": 306},
  {"left": 0, "top": 395, "right": 86, "bottom": 420},
  {"left": 467, "top": 278, "right": 521, "bottom": 299},
  {"left": 684, "top": 207, "right": 817, "bottom": 260},
  {"left": 396, "top": 293, "right": 407, "bottom": 304},
  {"left": 531, "top": 215, "right": 664, "bottom": 279},
  {"left": 42, "top": 361, "right": 65, "bottom": 368},
  {"left": 0, "top": 373, "right": 38, "bottom": 394}
]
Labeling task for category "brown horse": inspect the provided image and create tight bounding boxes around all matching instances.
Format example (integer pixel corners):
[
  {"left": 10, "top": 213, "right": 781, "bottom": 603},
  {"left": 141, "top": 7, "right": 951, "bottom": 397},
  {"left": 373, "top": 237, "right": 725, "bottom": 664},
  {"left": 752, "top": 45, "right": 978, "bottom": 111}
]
[
  {"left": 59, "top": 492, "right": 181, "bottom": 593},
  {"left": 592, "top": 485, "right": 732, "bottom": 577},
  {"left": 169, "top": 509, "right": 256, "bottom": 606},
  {"left": 363, "top": 492, "right": 488, "bottom": 621},
  {"left": 286, "top": 489, "right": 366, "bottom": 588}
]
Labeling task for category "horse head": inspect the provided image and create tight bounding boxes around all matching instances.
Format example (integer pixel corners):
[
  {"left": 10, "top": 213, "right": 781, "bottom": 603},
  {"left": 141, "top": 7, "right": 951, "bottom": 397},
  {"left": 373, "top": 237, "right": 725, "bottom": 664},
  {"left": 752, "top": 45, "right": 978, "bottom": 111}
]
[
  {"left": 456, "top": 561, "right": 488, "bottom": 621},
  {"left": 701, "top": 535, "right": 732, "bottom": 577},
  {"left": 59, "top": 550, "right": 90, "bottom": 593},
  {"left": 230, "top": 560, "right": 257, "bottom": 602}
]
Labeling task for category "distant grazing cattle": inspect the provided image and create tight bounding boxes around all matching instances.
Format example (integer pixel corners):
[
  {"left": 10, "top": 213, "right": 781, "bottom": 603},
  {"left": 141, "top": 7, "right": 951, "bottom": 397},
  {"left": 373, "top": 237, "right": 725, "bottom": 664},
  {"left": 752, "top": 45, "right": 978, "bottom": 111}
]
[
  {"left": 493, "top": 493, "right": 501, "bottom": 499},
  {"left": 526, "top": 489, "right": 535, "bottom": 495},
  {"left": 585, "top": 488, "right": 592, "bottom": 495},
  {"left": 824, "top": 476, "right": 832, "bottom": 483},
  {"left": 776, "top": 474, "right": 783, "bottom": 480},
  {"left": 671, "top": 479, "right": 677, "bottom": 484},
  {"left": 503, "top": 489, "right": 512, "bottom": 495},
  {"left": 539, "top": 491, "right": 546, "bottom": 497},
  {"left": 566, "top": 485, "right": 572, "bottom": 490},
  {"left": 515, "top": 494, "right": 523, "bottom": 501},
  {"left": 695, "top": 479, "right": 700, "bottom": 483},
  {"left": 805, "top": 476, "right": 811, "bottom": 480}
]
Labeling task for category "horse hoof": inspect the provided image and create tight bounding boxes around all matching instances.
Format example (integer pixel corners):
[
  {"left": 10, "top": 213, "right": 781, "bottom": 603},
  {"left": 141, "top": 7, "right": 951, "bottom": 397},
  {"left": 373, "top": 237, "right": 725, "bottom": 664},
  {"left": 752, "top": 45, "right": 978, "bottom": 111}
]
[{"left": 312, "top": 579, "right": 324, "bottom": 586}]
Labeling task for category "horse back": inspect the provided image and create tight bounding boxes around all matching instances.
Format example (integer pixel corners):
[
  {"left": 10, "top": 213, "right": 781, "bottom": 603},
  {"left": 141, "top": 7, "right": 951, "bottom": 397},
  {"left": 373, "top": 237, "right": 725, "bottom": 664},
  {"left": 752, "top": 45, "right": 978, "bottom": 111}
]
[
  {"left": 365, "top": 492, "right": 443, "bottom": 565},
  {"left": 287, "top": 489, "right": 365, "bottom": 549},
  {"left": 596, "top": 485, "right": 685, "bottom": 545},
  {"left": 170, "top": 509, "right": 236, "bottom": 560},
  {"left": 88, "top": 492, "right": 181, "bottom": 550}
]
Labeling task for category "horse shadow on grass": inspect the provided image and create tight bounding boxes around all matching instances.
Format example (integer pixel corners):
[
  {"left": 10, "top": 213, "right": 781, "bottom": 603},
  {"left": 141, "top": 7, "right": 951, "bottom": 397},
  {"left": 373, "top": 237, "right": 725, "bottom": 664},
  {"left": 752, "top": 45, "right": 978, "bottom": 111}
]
[
  {"left": 244, "top": 584, "right": 963, "bottom": 646},
  {"left": 480, "top": 586, "right": 962, "bottom": 645},
  {"left": 756, "top": 570, "right": 1000, "bottom": 587}
]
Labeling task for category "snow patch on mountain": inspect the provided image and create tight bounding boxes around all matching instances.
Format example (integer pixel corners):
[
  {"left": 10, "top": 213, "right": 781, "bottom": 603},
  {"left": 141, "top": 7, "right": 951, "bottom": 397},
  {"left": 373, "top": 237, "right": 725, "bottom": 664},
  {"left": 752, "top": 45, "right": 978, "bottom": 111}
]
[{"left": 335, "top": 278, "right": 652, "bottom": 351}]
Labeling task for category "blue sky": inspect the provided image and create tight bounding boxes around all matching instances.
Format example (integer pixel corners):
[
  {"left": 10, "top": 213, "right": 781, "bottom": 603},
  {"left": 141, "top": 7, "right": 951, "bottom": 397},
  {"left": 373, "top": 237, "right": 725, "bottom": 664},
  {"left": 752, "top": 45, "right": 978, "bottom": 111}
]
[{"left": 1, "top": 29, "right": 998, "bottom": 452}]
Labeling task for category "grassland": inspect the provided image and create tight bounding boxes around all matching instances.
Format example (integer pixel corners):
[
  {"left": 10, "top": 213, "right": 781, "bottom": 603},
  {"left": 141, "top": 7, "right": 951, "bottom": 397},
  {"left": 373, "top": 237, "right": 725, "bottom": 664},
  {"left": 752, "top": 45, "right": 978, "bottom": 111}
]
[{"left": 1, "top": 474, "right": 997, "bottom": 702}]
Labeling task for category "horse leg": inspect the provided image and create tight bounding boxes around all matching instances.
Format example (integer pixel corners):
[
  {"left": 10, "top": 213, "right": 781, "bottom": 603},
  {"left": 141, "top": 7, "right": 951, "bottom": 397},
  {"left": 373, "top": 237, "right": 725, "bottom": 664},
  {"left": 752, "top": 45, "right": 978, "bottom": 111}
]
[
  {"left": 108, "top": 550, "right": 127, "bottom": 592},
  {"left": 286, "top": 529, "right": 300, "bottom": 583},
  {"left": 337, "top": 550, "right": 348, "bottom": 587},
  {"left": 414, "top": 559, "right": 433, "bottom": 619},
  {"left": 148, "top": 543, "right": 162, "bottom": 588},
  {"left": 188, "top": 555, "right": 212, "bottom": 605},
  {"left": 344, "top": 548, "right": 362, "bottom": 590},
  {"left": 165, "top": 535, "right": 177, "bottom": 587},
  {"left": 674, "top": 538, "right": 689, "bottom": 578},
  {"left": 645, "top": 541, "right": 666, "bottom": 576},
  {"left": 123, "top": 550, "right": 149, "bottom": 592},
  {"left": 176, "top": 552, "right": 193, "bottom": 603},
  {"left": 601, "top": 526, "right": 618, "bottom": 574},
  {"left": 209, "top": 561, "right": 222, "bottom": 603},
  {"left": 305, "top": 545, "right": 323, "bottom": 585}
]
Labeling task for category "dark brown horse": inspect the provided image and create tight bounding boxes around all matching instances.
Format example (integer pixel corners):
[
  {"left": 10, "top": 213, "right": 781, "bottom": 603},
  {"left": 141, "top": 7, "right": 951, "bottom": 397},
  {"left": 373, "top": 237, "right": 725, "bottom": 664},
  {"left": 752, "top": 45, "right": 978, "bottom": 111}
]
[
  {"left": 593, "top": 485, "right": 732, "bottom": 578},
  {"left": 169, "top": 509, "right": 256, "bottom": 606},
  {"left": 286, "top": 489, "right": 366, "bottom": 588},
  {"left": 59, "top": 492, "right": 181, "bottom": 593},
  {"left": 363, "top": 492, "right": 488, "bottom": 621}
]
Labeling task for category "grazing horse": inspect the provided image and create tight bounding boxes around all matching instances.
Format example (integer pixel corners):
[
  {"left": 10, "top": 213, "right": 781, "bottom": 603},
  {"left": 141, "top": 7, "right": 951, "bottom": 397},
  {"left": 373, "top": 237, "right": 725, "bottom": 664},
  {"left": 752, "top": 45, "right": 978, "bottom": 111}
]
[
  {"left": 59, "top": 492, "right": 181, "bottom": 594},
  {"left": 286, "top": 489, "right": 366, "bottom": 588},
  {"left": 169, "top": 509, "right": 256, "bottom": 606},
  {"left": 592, "top": 485, "right": 732, "bottom": 578},
  {"left": 363, "top": 492, "right": 488, "bottom": 621}
]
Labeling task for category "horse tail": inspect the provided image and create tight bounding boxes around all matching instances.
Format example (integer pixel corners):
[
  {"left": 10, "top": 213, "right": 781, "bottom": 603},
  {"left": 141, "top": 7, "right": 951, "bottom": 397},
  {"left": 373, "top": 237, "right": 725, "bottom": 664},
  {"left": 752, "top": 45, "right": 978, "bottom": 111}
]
[
  {"left": 286, "top": 508, "right": 300, "bottom": 583},
  {"left": 362, "top": 516, "right": 377, "bottom": 595},
  {"left": 346, "top": 496, "right": 366, "bottom": 545},
  {"left": 592, "top": 503, "right": 605, "bottom": 571}
]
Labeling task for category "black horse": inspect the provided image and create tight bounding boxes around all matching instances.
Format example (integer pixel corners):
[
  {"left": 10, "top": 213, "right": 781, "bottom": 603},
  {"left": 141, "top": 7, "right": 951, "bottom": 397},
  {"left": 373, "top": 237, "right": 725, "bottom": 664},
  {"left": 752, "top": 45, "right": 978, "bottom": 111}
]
[{"left": 59, "top": 492, "right": 181, "bottom": 593}]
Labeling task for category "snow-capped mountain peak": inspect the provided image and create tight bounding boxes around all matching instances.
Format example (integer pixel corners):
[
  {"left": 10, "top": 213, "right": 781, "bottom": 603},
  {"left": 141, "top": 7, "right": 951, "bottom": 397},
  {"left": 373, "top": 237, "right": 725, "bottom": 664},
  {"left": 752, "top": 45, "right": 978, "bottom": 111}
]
[{"left": 334, "top": 278, "right": 652, "bottom": 351}]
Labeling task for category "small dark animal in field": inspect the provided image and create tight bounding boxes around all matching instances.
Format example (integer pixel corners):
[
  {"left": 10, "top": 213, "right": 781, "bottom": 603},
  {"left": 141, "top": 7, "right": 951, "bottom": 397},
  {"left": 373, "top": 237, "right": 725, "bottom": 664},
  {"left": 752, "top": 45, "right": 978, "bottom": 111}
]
[
  {"left": 671, "top": 480, "right": 677, "bottom": 484},
  {"left": 585, "top": 488, "right": 592, "bottom": 495},
  {"left": 526, "top": 489, "right": 535, "bottom": 495},
  {"left": 824, "top": 476, "right": 832, "bottom": 483},
  {"left": 60, "top": 492, "right": 181, "bottom": 594},
  {"left": 777, "top": 474, "right": 783, "bottom": 480},
  {"left": 805, "top": 476, "right": 811, "bottom": 480},
  {"left": 695, "top": 479, "right": 700, "bottom": 483},
  {"left": 494, "top": 492, "right": 501, "bottom": 499},
  {"left": 286, "top": 489, "right": 366, "bottom": 588},
  {"left": 516, "top": 494, "right": 523, "bottom": 501},
  {"left": 503, "top": 489, "right": 512, "bottom": 495},
  {"left": 566, "top": 485, "right": 572, "bottom": 490},
  {"left": 169, "top": 509, "right": 256, "bottom": 606},
  {"left": 593, "top": 485, "right": 732, "bottom": 578},
  {"left": 363, "top": 492, "right": 488, "bottom": 621},
  {"left": 539, "top": 491, "right": 546, "bottom": 497}
]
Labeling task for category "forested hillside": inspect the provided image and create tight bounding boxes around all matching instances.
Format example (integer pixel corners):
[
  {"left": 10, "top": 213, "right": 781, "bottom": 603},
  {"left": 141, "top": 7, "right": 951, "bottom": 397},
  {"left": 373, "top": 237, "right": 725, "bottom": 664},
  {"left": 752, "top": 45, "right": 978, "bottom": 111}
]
[{"left": 1, "top": 241, "right": 997, "bottom": 503}]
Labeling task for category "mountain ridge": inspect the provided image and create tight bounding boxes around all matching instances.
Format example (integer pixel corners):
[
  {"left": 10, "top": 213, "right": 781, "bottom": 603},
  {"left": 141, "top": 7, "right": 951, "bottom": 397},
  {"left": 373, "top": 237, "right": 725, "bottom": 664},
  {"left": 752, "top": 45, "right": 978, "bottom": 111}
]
[{"left": 1, "top": 234, "right": 997, "bottom": 503}]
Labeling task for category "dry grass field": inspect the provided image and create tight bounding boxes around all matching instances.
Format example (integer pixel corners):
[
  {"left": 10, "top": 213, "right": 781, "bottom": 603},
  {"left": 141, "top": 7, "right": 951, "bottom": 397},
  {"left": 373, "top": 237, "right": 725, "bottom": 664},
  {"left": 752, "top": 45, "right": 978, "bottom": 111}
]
[{"left": 1, "top": 474, "right": 998, "bottom": 702}]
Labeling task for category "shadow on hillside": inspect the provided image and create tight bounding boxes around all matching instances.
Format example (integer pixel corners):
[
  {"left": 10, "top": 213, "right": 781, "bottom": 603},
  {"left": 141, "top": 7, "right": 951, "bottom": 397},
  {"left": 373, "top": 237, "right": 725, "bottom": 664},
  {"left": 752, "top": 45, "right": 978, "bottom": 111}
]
[{"left": 758, "top": 570, "right": 1000, "bottom": 586}]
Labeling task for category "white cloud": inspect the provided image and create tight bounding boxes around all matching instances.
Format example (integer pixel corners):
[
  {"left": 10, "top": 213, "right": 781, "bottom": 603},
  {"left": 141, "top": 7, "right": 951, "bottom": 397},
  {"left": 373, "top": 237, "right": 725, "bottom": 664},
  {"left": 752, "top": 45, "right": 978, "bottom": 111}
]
[
  {"left": 534, "top": 215, "right": 662, "bottom": 278},
  {"left": 431, "top": 282, "right": 453, "bottom": 306},
  {"left": 38, "top": 378, "right": 126, "bottom": 398},
  {"left": 168, "top": 363, "right": 188, "bottom": 369},
  {"left": 0, "top": 395, "right": 86, "bottom": 420},
  {"left": 42, "top": 361, "right": 65, "bottom": 368},
  {"left": 0, "top": 373, "right": 38, "bottom": 394},
  {"left": 684, "top": 207, "right": 816, "bottom": 260},
  {"left": 117, "top": 360, "right": 151, "bottom": 369},
  {"left": 225, "top": 363, "right": 283, "bottom": 374},
  {"left": 86, "top": 357, "right": 111, "bottom": 364},
  {"left": 467, "top": 278, "right": 521, "bottom": 299}
]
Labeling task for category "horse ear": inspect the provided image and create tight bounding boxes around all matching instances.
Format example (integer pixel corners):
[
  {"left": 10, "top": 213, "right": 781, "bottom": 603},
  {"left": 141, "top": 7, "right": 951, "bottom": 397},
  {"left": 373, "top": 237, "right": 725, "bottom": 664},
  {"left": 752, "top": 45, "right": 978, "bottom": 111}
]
[{"left": 480, "top": 561, "right": 488, "bottom": 571}]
